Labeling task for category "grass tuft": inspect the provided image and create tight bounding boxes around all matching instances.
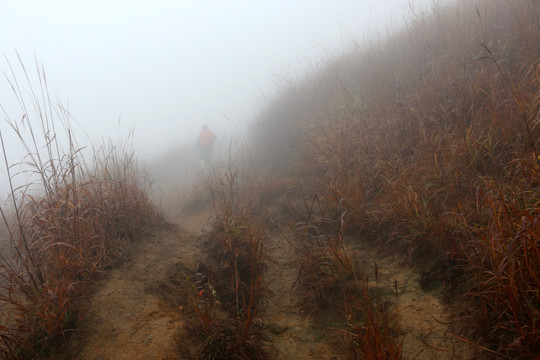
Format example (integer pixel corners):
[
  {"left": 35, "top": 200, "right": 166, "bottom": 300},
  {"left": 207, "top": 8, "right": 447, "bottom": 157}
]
[{"left": 185, "top": 163, "right": 268, "bottom": 360}]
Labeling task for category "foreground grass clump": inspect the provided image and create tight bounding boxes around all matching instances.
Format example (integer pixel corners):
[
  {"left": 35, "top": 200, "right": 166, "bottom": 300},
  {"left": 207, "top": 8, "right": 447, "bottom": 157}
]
[
  {"left": 248, "top": 0, "right": 539, "bottom": 357},
  {"left": 188, "top": 165, "right": 267, "bottom": 360},
  {"left": 0, "top": 62, "right": 158, "bottom": 359},
  {"left": 456, "top": 185, "right": 540, "bottom": 357},
  {"left": 344, "top": 276, "right": 403, "bottom": 360},
  {"left": 294, "top": 195, "right": 357, "bottom": 311}
]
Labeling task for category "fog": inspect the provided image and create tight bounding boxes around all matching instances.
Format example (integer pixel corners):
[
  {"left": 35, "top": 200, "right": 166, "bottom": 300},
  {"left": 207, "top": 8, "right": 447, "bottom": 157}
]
[
  {"left": 0, "top": 0, "right": 445, "bottom": 205},
  {"left": 0, "top": 0, "right": 438, "bottom": 159}
]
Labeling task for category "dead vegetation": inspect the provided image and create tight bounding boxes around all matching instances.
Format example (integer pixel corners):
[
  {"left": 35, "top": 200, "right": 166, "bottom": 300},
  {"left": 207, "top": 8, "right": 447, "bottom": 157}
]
[
  {"left": 174, "top": 0, "right": 539, "bottom": 358},
  {"left": 245, "top": 0, "right": 540, "bottom": 358},
  {"left": 293, "top": 196, "right": 403, "bottom": 359},
  {"left": 180, "top": 164, "right": 268, "bottom": 360},
  {"left": 0, "top": 60, "right": 159, "bottom": 359},
  {"left": 1, "top": 0, "right": 539, "bottom": 358}
]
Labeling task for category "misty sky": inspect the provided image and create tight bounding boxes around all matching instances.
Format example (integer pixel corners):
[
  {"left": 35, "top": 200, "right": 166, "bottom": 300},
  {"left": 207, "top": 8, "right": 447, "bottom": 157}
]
[{"left": 0, "top": 0, "right": 435, "bottom": 160}]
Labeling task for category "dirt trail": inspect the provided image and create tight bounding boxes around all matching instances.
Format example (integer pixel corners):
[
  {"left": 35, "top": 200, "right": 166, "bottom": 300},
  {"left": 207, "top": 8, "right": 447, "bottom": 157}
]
[
  {"left": 351, "top": 240, "right": 476, "bottom": 360},
  {"left": 259, "top": 234, "right": 338, "bottom": 359},
  {"left": 259, "top": 233, "right": 476, "bottom": 360},
  {"left": 64, "top": 211, "right": 209, "bottom": 360},
  {"left": 61, "top": 205, "right": 475, "bottom": 359}
]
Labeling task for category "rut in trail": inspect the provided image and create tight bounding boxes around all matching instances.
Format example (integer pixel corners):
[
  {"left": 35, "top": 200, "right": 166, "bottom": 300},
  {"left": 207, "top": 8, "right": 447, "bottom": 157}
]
[
  {"left": 258, "top": 233, "right": 338, "bottom": 359},
  {"left": 66, "top": 211, "right": 208, "bottom": 360},
  {"left": 259, "top": 231, "right": 476, "bottom": 360},
  {"left": 61, "top": 205, "right": 476, "bottom": 359},
  {"left": 349, "top": 239, "right": 477, "bottom": 360}
]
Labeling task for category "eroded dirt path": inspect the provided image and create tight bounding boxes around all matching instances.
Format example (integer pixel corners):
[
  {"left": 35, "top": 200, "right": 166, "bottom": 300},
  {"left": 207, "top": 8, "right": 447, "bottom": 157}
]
[
  {"left": 350, "top": 240, "right": 477, "bottom": 360},
  {"left": 61, "top": 205, "right": 476, "bottom": 360},
  {"left": 65, "top": 210, "right": 209, "bottom": 360},
  {"left": 259, "top": 233, "right": 477, "bottom": 360},
  {"left": 259, "top": 234, "right": 339, "bottom": 359}
]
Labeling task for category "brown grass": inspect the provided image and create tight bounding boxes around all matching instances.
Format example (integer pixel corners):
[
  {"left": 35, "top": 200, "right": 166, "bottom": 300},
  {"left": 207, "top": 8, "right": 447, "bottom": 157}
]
[
  {"left": 292, "top": 192, "right": 404, "bottom": 358},
  {"left": 0, "top": 58, "right": 159, "bottom": 359},
  {"left": 247, "top": 0, "right": 540, "bottom": 357},
  {"left": 293, "top": 193, "right": 357, "bottom": 312},
  {"left": 344, "top": 275, "right": 403, "bottom": 360},
  {"left": 186, "top": 163, "right": 268, "bottom": 360}
]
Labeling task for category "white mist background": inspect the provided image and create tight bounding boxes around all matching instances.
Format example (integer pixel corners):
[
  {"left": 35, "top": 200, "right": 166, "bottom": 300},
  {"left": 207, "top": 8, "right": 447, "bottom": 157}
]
[{"left": 0, "top": 0, "right": 439, "bottom": 195}]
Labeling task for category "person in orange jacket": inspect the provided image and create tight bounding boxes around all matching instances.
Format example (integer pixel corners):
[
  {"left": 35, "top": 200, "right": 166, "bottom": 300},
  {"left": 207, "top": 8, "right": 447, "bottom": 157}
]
[{"left": 197, "top": 124, "right": 217, "bottom": 165}]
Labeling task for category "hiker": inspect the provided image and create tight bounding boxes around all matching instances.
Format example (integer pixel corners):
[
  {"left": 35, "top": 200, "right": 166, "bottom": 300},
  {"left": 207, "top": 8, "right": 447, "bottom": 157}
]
[{"left": 197, "top": 124, "right": 217, "bottom": 165}]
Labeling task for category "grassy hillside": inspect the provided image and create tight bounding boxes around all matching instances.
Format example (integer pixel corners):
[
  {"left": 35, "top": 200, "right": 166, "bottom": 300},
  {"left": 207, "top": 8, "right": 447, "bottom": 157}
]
[
  {"left": 2, "top": 0, "right": 538, "bottom": 358},
  {"left": 245, "top": 0, "right": 539, "bottom": 358}
]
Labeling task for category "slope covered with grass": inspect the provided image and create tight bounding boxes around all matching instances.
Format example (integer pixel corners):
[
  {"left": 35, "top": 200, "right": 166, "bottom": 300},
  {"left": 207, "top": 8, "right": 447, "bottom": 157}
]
[
  {"left": 3, "top": 0, "right": 538, "bottom": 358},
  {"left": 246, "top": 0, "right": 539, "bottom": 358}
]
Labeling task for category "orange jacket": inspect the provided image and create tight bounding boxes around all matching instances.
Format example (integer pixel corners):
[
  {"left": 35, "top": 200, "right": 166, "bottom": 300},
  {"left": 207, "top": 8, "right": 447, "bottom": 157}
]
[{"left": 199, "top": 129, "right": 216, "bottom": 148}]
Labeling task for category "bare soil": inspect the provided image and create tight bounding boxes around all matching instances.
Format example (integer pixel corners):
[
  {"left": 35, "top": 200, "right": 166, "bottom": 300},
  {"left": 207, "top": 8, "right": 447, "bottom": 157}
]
[
  {"left": 58, "top": 206, "right": 477, "bottom": 359},
  {"left": 58, "top": 210, "right": 208, "bottom": 360},
  {"left": 349, "top": 240, "right": 476, "bottom": 360},
  {"left": 256, "top": 232, "right": 476, "bottom": 359},
  {"left": 258, "top": 233, "right": 339, "bottom": 359}
]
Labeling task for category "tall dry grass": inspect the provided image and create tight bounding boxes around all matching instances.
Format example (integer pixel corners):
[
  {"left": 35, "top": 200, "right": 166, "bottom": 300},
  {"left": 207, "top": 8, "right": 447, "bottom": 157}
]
[
  {"left": 0, "top": 59, "right": 158, "bottom": 359},
  {"left": 187, "top": 162, "right": 268, "bottom": 360},
  {"left": 248, "top": 0, "right": 539, "bottom": 357},
  {"left": 344, "top": 275, "right": 403, "bottom": 360},
  {"left": 294, "top": 194, "right": 357, "bottom": 311}
]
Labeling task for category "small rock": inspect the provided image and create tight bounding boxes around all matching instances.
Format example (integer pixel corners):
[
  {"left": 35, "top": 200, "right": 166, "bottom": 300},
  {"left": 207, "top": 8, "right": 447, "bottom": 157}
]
[
  {"left": 268, "top": 322, "right": 288, "bottom": 335},
  {"left": 253, "top": 318, "right": 266, "bottom": 329}
]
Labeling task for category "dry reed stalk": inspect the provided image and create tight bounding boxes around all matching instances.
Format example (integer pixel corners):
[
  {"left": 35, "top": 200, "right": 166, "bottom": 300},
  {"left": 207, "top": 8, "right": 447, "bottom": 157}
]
[{"left": 344, "top": 275, "right": 403, "bottom": 360}]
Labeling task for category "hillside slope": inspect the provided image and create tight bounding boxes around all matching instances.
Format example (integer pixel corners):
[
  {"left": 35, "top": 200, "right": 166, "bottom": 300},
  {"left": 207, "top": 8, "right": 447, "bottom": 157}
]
[
  {"left": 10, "top": 0, "right": 538, "bottom": 359},
  {"left": 246, "top": 0, "right": 539, "bottom": 358}
]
